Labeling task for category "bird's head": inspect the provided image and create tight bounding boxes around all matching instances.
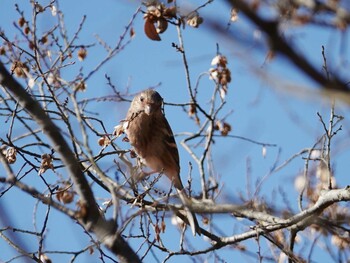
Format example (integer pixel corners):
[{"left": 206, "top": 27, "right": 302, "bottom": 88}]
[{"left": 132, "top": 89, "right": 163, "bottom": 115}]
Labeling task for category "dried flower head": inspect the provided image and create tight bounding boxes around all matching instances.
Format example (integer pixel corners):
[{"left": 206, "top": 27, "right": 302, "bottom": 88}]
[
  {"left": 35, "top": 3, "right": 44, "bottom": 13},
  {"left": 221, "top": 122, "right": 232, "bottom": 136},
  {"left": 77, "top": 47, "right": 87, "bottom": 61},
  {"left": 211, "top": 55, "right": 228, "bottom": 67},
  {"left": 209, "top": 54, "right": 232, "bottom": 99},
  {"left": 143, "top": 3, "right": 177, "bottom": 41},
  {"left": 56, "top": 184, "right": 75, "bottom": 204},
  {"left": 75, "top": 80, "right": 86, "bottom": 92},
  {"left": 11, "top": 61, "right": 29, "bottom": 78},
  {"left": 5, "top": 147, "right": 17, "bottom": 164},
  {"left": 186, "top": 12, "right": 203, "bottom": 28},
  {"left": 38, "top": 153, "right": 54, "bottom": 175},
  {"left": 219, "top": 68, "right": 231, "bottom": 86},
  {"left": 215, "top": 120, "right": 232, "bottom": 136}
]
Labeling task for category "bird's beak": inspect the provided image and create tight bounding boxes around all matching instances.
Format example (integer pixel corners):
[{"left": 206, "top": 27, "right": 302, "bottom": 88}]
[{"left": 144, "top": 103, "right": 153, "bottom": 115}]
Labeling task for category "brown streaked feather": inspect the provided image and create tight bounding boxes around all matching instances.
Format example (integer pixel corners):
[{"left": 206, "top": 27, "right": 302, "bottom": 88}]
[
  {"left": 123, "top": 89, "right": 201, "bottom": 235},
  {"left": 161, "top": 117, "right": 180, "bottom": 167}
]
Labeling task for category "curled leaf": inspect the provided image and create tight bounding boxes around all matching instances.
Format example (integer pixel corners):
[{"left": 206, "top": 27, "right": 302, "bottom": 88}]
[
  {"left": 144, "top": 18, "right": 161, "bottom": 41},
  {"left": 98, "top": 136, "right": 110, "bottom": 147}
]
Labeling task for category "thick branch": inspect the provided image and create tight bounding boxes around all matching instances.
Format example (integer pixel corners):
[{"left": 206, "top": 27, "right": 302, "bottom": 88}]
[
  {"left": 219, "top": 187, "right": 350, "bottom": 243},
  {"left": 0, "top": 62, "right": 140, "bottom": 263},
  {"left": 225, "top": 0, "right": 350, "bottom": 93}
]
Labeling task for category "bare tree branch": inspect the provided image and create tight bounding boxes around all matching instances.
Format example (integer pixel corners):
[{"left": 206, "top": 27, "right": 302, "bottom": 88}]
[
  {"left": 0, "top": 61, "right": 140, "bottom": 263},
  {"left": 225, "top": 0, "right": 350, "bottom": 93}
]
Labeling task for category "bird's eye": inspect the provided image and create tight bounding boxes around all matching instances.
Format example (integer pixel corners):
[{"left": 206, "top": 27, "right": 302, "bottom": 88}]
[{"left": 139, "top": 96, "right": 144, "bottom": 102}]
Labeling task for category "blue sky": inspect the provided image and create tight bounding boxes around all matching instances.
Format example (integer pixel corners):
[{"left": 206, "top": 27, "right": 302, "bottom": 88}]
[{"left": 1, "top": 0, "right": 350, "bottom": 262}]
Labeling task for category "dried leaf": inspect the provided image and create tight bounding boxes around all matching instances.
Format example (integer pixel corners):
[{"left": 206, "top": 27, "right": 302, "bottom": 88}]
[
  {"left": 98, "top": 136, "right": 110, "bottom": 147},
  {"left": 130, "top": 27, "right": 135, "bottom": 38},
  {"left": 161, "top": 220, "right": 166, "bottom": 233},
  {"left": 144, "top": 18, "right": 161, "bottom": 41},
  {"left": 220, "top": 122, "right": 231, "bottom": 136},
  {"left": 18, "top": 17, "right": 26, "bottom": 27},
  {"left": 77, "top": 47, "right": 87, "bottom": 61}
]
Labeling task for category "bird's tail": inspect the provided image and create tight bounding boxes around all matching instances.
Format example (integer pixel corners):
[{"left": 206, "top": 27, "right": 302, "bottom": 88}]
[{"left": 177, "top": 189, "right": 201, "bottom": 236}]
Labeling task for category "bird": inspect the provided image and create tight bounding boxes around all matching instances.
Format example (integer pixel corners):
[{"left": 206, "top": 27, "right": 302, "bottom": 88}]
[{"left": 123, "top": 89, "right": 201, "bottom": 236}]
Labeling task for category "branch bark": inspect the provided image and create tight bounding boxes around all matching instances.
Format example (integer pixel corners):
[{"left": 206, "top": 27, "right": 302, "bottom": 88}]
[
  {"left": 0, "top": 61, "right": 140, "bottom": 263},
  {"left": 225, "top": 0, "right": 350, "bottom": 93}
]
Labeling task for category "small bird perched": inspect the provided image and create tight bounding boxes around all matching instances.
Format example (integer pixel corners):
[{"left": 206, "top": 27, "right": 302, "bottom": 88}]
[{"left": 123, "top": 89, "right": 201, "bottom": 236}]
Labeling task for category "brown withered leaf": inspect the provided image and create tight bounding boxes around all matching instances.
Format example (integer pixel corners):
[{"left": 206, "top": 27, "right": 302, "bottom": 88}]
[
  {"left": 98, "top": 136, "right": 111, "bottom": 147},
  {"left": 155, "top": 223, "right": 161, "bottom": 242},
  {"left": 77, "top": 47, "right": 87, "bottom": 61},
  {"left": 188, "top": 103, "right": 196, "bottom": 116},
  {"left": 130, "top": 27, "right": 135, "bottom": 38},
  {"left": 18, "top": 17, "right": 26, "bottom": 27},
  {"left": 144, "top": 18, "right": 161, "bottom": 41},
  {"left": 161, "top": 220, "right": 166, "bottom": 233},
  {"left": 56, "top": 186, "right": 75, "bottom": 204}
]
